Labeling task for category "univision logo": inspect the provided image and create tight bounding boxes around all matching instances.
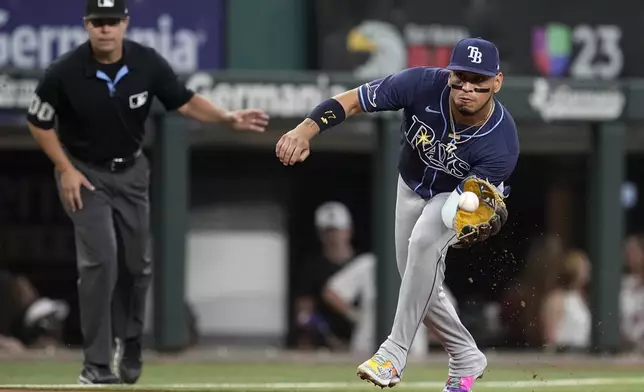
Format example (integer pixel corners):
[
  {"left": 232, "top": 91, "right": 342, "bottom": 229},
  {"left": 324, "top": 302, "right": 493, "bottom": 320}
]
[
  {"left": 532, "top": 23, "right": 623, "bottom": 80},
  {"left": 531, "top": 23, "right": 571, "bottom": 77}
]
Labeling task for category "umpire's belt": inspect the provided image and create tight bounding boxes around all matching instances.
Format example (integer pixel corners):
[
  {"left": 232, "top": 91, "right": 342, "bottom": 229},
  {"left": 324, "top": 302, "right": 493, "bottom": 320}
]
[{"left": 86, "top": 149, "right": 142, "bottom": 172}]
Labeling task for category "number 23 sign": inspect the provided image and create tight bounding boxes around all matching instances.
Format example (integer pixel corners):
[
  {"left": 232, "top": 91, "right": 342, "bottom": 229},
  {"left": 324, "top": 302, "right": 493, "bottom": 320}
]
[{"left": 533, "top": 24, "right": 623, "bottom": 80}]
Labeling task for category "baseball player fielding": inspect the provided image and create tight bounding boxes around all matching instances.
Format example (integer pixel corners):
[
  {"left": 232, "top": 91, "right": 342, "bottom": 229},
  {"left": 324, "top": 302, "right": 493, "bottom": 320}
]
[{"left": 276, "top": 37, "right": 518, "bottom": 392}]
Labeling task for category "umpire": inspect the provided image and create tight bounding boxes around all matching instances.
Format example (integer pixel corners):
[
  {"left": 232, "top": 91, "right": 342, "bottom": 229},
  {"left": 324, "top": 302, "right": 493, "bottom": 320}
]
[{"left": 26, "top": 0, "right": 269, "bottom": 385}]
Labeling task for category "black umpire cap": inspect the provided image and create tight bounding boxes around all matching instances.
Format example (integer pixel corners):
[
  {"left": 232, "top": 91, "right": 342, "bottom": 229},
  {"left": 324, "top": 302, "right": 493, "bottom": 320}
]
[{"left": 85, "top": 0, "right": 129, "bottom": 19}]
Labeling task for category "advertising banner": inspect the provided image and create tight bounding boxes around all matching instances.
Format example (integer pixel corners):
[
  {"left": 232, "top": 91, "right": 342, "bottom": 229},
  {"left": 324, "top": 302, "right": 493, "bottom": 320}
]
[
  {"left": 314, "top": 0, "right": 471, "bottom": 81},
  {"left": 527, "top": 78, "right": 625, "bottom": 122},
  {"left": 0, "top": 68, "right": 629, "bottom": 123},
  {"left": 0, "top": 0, "right": 224, "bottom": 74},
  {"left": 477, "top": 0, "right": 641, "bottom": 80},
  {"left": 314, "top": 0, "right": 643, "bottom": 80}
]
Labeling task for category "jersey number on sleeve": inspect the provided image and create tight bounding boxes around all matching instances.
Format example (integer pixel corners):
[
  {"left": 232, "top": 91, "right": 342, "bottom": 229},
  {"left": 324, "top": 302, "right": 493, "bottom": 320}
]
[{"left": 28, "top": 95, "right": 56, "bottom": 123}]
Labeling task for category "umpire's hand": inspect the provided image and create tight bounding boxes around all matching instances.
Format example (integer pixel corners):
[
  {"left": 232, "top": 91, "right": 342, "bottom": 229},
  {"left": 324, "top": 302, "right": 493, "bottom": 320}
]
[
  {"left": 60, "top": 168, "right": 95, "bottom": 212},
  {"left": 227, "top": 109, "right": 270, "bottom": 132}
]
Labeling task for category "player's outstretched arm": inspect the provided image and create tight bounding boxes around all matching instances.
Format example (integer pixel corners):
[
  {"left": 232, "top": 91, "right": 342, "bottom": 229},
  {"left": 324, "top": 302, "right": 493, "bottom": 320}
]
[
  {"left": 276, "top": 67, "right": 423, "bottom": 166},
  {"left": 275, "top": 88, "right": 363, "bottom": 166}
]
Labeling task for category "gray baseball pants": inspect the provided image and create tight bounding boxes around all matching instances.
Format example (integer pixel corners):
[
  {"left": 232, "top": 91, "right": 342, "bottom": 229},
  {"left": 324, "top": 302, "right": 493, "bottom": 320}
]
[
  {"left": 378, "top": 176, "right": 487, "bottom": 378},
  {"left": 55, "top": 154, "right": 152, "bottom": 368}
]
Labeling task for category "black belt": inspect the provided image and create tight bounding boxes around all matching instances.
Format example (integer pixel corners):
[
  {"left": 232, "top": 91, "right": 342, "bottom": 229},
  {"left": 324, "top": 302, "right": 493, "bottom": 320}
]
[{"left": 81, "top": 149, "right": 142, "bottom": 172}]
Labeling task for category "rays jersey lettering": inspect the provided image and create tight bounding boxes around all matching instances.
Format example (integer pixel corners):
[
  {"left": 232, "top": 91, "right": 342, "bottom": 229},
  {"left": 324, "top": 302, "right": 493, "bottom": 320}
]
[
  {"left": 404, "top": 115, "right": 470, "bottom": 179},
  {"left": 357, "top": 66, "right": 520, "bottom": 199}
]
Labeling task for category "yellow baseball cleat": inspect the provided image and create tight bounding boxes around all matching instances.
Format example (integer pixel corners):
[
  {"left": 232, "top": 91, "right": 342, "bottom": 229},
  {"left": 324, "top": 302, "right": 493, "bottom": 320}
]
[{"left": 356, "top": 354, "right": 401, "bottom": 388}]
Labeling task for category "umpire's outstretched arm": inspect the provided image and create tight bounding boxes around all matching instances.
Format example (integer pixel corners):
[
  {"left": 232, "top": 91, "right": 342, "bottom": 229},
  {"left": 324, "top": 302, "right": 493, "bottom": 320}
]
[{"left": 176, "top": 94, "right": 270, "bottom": 133}]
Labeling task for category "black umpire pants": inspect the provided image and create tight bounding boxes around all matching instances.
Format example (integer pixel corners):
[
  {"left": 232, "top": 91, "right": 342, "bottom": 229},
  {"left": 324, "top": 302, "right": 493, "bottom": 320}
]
[{"left": 55, "top": 153, "right": 152, "bottom": 368}]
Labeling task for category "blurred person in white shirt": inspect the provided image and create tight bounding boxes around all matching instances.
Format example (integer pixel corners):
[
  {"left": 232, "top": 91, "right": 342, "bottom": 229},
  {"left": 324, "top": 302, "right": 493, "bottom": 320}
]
[
  {"left": 620, "top": 234, "right": 644, "bottom": 352},
  {"left": 322, "top": 253, "right": 458, "bottom": 357},
  {"left": 540, "top": 250, "right": 591, "bottom": 351},
  {"left": 293, "top": 201, "right": 362, "bottom": 350}
]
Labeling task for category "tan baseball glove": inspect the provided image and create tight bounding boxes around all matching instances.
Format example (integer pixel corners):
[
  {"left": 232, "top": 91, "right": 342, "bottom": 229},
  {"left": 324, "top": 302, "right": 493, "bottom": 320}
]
[{"left": 453, "top": 176, "right": 509, "bottom": 246}]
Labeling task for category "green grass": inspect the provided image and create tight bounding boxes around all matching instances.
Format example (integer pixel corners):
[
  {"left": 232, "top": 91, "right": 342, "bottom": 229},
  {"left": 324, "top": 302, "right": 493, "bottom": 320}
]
[{"left": 0, "top": 361, "right": 643, "bottom": 392}]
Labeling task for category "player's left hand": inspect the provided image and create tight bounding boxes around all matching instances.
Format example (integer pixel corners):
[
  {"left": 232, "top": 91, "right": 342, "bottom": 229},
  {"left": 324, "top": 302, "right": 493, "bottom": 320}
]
[
  {"left": 453, "top": 176, "right": 508, "bottom": 246},
  {"left": 227, "top": 109, "right": 270, "bottom": 132}
]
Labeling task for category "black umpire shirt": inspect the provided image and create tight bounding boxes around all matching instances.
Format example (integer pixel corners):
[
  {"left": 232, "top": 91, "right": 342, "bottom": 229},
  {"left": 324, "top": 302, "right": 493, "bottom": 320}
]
[{"left": 26, "top": 39, "right": 195, "bottom": 163}]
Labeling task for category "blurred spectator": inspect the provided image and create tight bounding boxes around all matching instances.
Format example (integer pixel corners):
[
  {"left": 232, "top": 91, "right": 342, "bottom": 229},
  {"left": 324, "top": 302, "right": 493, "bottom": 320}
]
[
  {"left": 499, "top": 235, "right": 563, "bottom": 348},
  {"left": 322, "top": 252, "right": 454, "bottom": 357},
  {"left": 540, "top": 250, "right": 591, "bottom": 352},
  {"left": 0, "top": 270, "right": 69, "bottom": 350},
  {"left": 0, "top": 335, "right": 25, "bottom": 353},
  {"left": 292, "top": 201, "right": 360, "bottom": 351},
  {"left": 620, "top": 234, "right": 644, "bottom": 352}
]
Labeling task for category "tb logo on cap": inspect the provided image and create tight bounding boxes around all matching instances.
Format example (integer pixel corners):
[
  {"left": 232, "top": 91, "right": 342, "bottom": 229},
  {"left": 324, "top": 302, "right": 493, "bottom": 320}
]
[
  {"left": 467, "top": 46, "right": 483, "bottom": 64},
  {"left": 98, "top": 0, "right": 115, "bottom": 7}
]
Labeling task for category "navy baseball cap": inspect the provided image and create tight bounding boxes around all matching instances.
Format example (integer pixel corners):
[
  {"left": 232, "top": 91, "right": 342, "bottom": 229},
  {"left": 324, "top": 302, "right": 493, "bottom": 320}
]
[{"left": 447, "top": 38, "right": 500, "bottom": 77}]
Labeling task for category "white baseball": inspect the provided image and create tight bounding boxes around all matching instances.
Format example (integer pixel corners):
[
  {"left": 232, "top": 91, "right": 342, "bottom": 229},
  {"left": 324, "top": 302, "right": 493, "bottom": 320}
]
[{"left": 458, "top": 191, "right": 479, "bottom": 212}]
